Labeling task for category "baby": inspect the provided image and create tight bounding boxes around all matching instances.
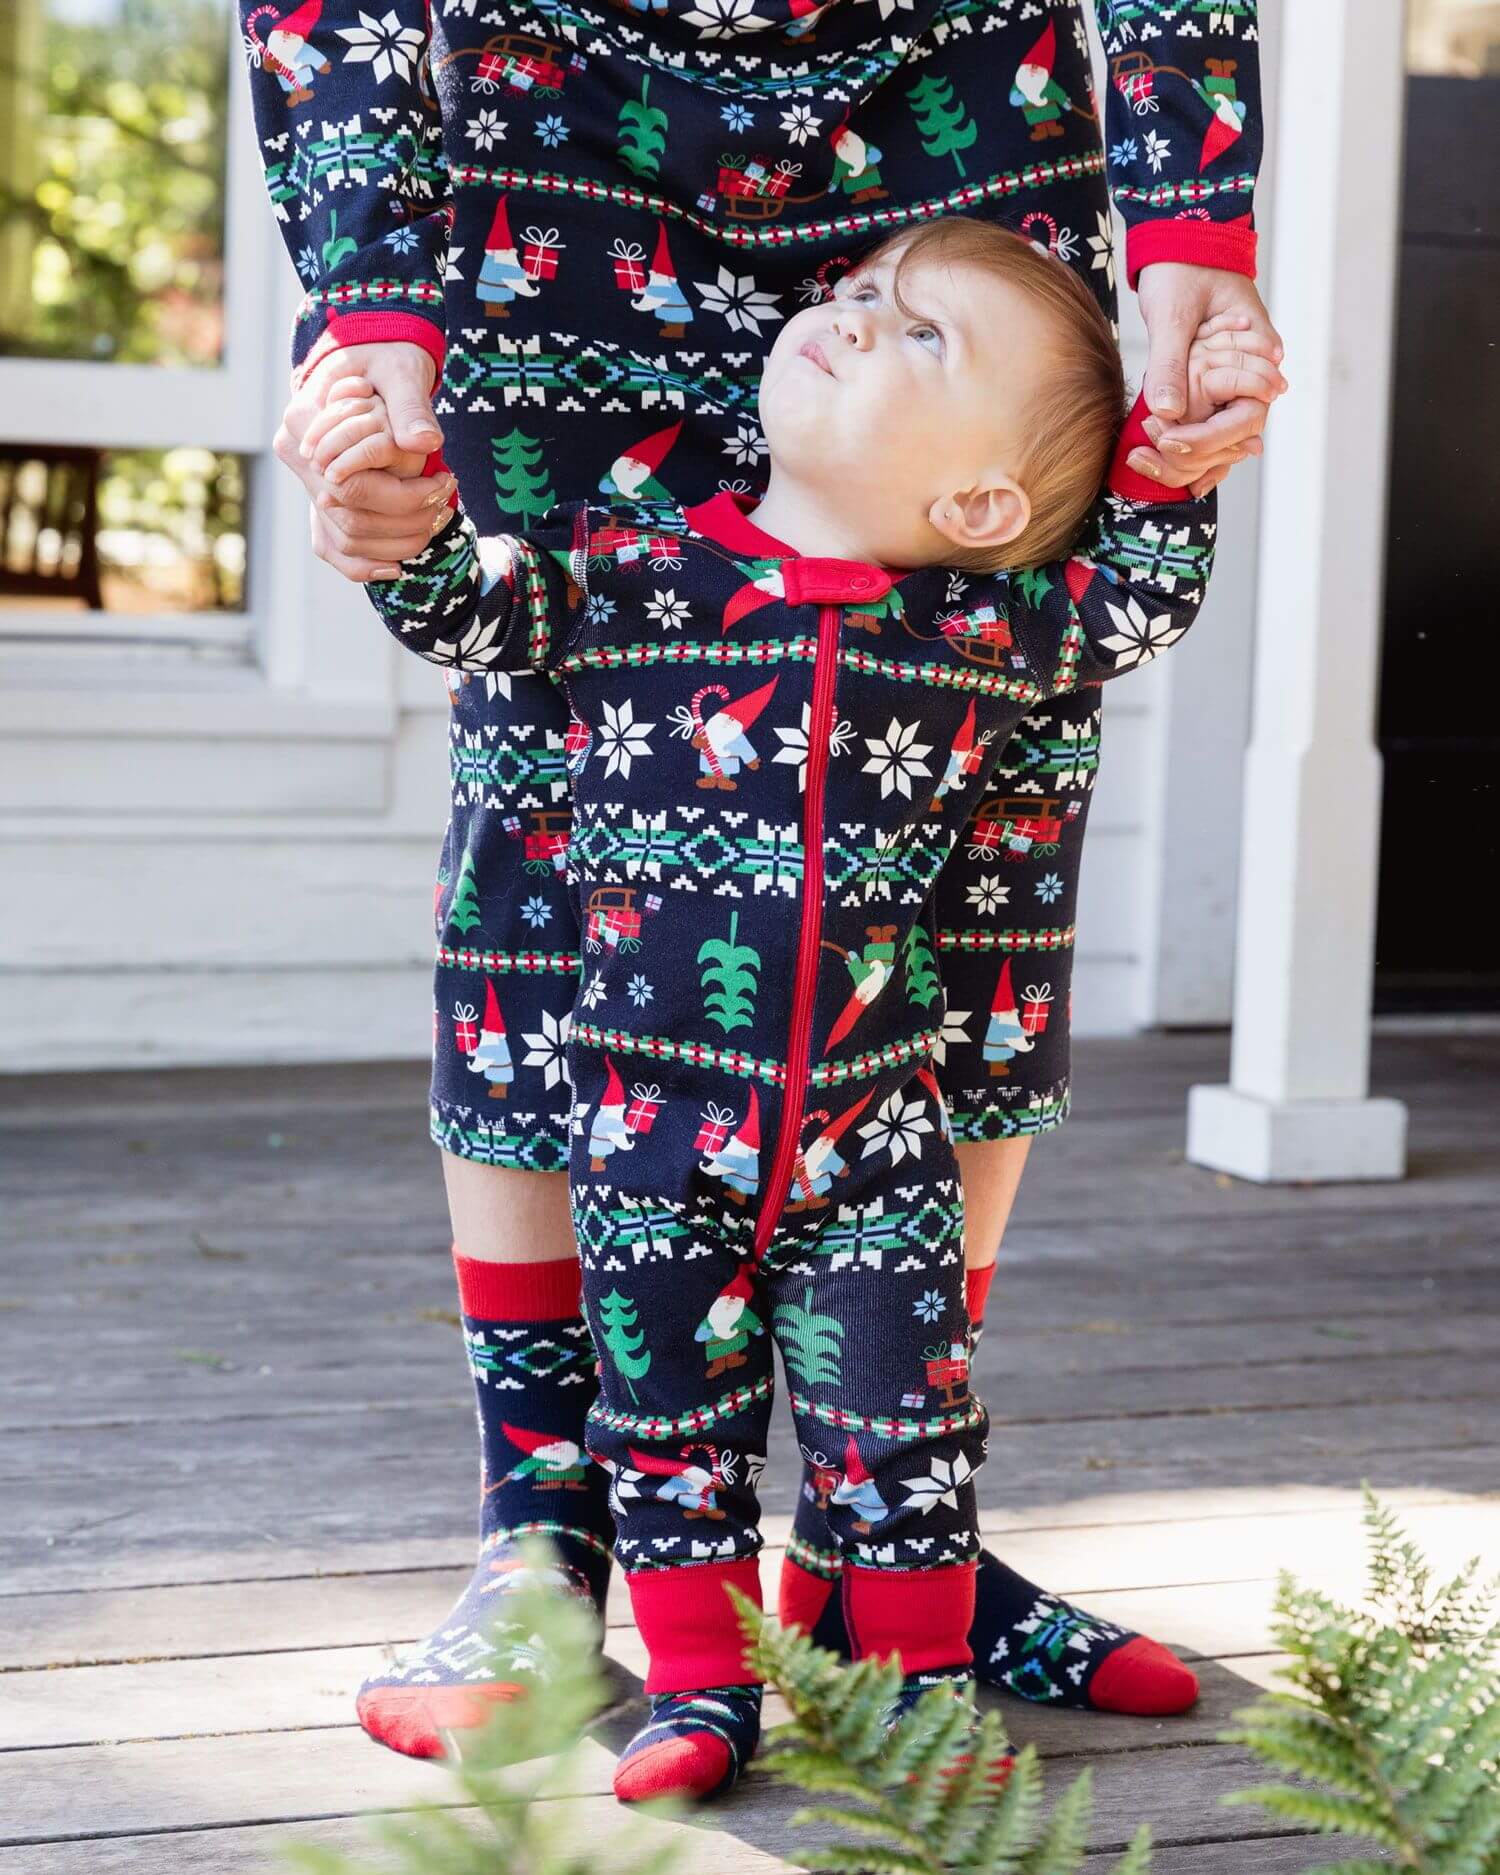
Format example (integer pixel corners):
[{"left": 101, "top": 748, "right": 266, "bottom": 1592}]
[{"left": 324, "top": 217, "right": 1256, "bottom": 1806}]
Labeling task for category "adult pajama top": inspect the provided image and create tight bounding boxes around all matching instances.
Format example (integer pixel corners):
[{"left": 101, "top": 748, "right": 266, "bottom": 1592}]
[
  {"left": 240, "top": 0, "right": 1262, "bottom": 1172},
  {"left": 361, "top": 443, "right": 1214, "bottom": 1666}
]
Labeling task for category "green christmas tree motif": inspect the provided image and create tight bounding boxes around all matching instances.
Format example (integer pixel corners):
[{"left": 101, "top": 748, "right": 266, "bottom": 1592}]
[
  {"left": 617, "top": 74, "right": 668, "bottom": 182},
  {"left": 596, "top": 1289, "right": 651, "bottom": 1404},
  {"left": 906, "top": 75, "right": 978, "bottom": 177},
  {"left": 446, "top": 849, "right": 483, "bottom": 937},
  {"left": 772, "top": 1288, "right": 844, "bottom": 1388},
  {"left": 1015, "top": 563, "right": 1054, "bottom": 608},
  {"left": 492, "top": 429, "right": 557, "bottom": 530},
  {"left": 320, "top": 207, "right": 358, "bottom": 271},
  {"left": 697, "top": 911, "right": 761, "bottom": 1034},
  {"left": 902, "top": 923, "right": 941, "bottom": 1012}
]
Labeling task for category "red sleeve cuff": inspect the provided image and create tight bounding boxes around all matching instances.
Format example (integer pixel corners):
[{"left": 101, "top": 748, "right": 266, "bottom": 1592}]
[
  {"left": 1126, "top": 217, "right": 1258, "bottom": 291},
  {"left": 297, "top": 310, "right": 447, "bottom": 388},
  {"left": 1107, "top": 392, "right": 1196, "bottom": 506}
]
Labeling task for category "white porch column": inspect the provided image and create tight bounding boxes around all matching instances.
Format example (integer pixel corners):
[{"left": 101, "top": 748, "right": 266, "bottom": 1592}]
[{"left": 1186, "top": 0, "right": 1409, "bottom": 1184}]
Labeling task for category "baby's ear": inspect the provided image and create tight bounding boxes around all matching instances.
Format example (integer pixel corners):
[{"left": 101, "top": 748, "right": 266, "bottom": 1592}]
[{"left": 928, "top": 480, "right": 1030, "bottom": 555}]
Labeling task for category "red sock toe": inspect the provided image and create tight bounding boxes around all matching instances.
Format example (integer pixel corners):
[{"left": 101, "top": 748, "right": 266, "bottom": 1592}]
[
  {"left": 356, "top": 1681, "right": 525, "bottom": 1758},
  {"left": 614, "top": 1731, "right": 733, "bottom": 1804},
  {"left": 778, "top": 1557, "right": 836, "bottom": 1636},
  {"left": 1089, "top": 1637, "right": 1199, "bottom": 1716}
]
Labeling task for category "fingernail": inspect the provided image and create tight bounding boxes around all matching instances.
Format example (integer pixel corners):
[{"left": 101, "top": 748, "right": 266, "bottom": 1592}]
[
  {"left": 412, "top": 424, "right": 441, "bottom": 445},
  {"left": 424, "top": 479, "right": 453, "bottom": 507},
  {"left": 1162, "top": 440, "right": 1192, "bottom": 457},
  {"left": 1127, "top": 451, "right": 1158, "bottom": 478},
  {"left": 430, "top": 508, "right": 449, "bottom": 533},
  {"left": 372, "top": 564, "right": 401, "bottom": 581}
]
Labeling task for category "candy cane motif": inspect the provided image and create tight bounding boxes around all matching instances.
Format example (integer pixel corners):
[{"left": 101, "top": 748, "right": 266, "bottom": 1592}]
[
  {"left": 788, "top": 1109, "right": 831, "bottom": 1204},
  {"left": 690, "top": 683, "right": 732, "bottom": 780},
  {"left": 1019, "top": 211, "right": 1060, "bottom": 255},
  {"left": 243, "top": 5, "right": 285, "bottom": 74}
]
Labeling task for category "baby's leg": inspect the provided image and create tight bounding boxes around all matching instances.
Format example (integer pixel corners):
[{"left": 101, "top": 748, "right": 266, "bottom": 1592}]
[
  {"left": 355, "top": 1161, "right": 614, "bottom": 1759},
  {"left": 579, "top": 1221, "right": 773, "bottom": 1804}
]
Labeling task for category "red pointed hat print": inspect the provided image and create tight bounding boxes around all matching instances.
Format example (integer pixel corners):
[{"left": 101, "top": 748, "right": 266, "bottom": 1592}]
[
  {"left": 651, "top": 220, "right": 676, "bottom": 279},
  {"left": 716, "top": 677, "right": 779, "bottom": 733},
  {"left": 991, "top": 956, "right": 1019, "bottom": 1015},
  {"left": 720, "top": 1266, "right": 757, "bottom": 1305},
  {"left": 629, "top": 1446, "right": 692, "bottom": 1477},
  {"left": 624, "top": 419, "right": 682, "bottom": 475},
  {"left": 1200, "top": 110, "right": 1244, "bottom": 169},
  {"left": 817, "top": 1089, "right": 875, "bottom": 1144},
  {"left": 842, "top": 1435, "right": 871, "bottom": 1485},
  {"left": 275, "top": 0, "right": 323, "bottom": 39},
  {"left": 502, "top": 1422, "right": 568, "bottom": 1456},
  {"left": 486, "top": 194, "right": 515, "bottom": 253},
  {"left": 952, "top": 696, "right": 978, "bottom": 754},
  {"left": 481, "top": 978, "right": 505, "bottom": 1033},
  {"left": 600, "top": 1055, "right": 626, "bottom": 1108},
  {"left": 736, "top": 1085, "right": 761, "bottom": 1148},
  {"left": 1021, "top": 18, "right": 1056, "bottom": 71}
]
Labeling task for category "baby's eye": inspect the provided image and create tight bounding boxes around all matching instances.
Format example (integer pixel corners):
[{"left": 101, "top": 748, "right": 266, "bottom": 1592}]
[
  {"left": 838, "top": 279, "right": 879, "bottom": 304},
  {"left": 909, "top": 323, "right": 943, "bottom": 353}
]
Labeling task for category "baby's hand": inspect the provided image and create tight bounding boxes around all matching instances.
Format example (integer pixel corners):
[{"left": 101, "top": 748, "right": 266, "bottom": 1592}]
[
  {"left": 1185, "top": 314, "right": 1287, "bottom": 423},
  {"left": 298, "top": 375, "right": 432, "bottom": 485}
]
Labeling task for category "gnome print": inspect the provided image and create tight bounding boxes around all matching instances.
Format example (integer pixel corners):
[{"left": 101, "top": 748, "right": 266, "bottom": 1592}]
[
  {"left": 599, "top": 420, "right": 683, "bottom": 505},
  {"left": 787, "top": 1092, "right": 873, "bottom": 1209},
  {"left": 1010, "top": 21, "right": 1071, "bottom": 140},
  {"left": 689, "top": 678, "right": 778, "bottom": 790},
  {"left": 244, "top": 0, "right": 330, "bottom": 105},
  {"left": 831, "top": 1435, "right": 889, "bottom": 1534},
  {"left": 828, "top": 120, "right": 887, "bottom": 203},
  {"left": 468, "top": 979, "right": 513, "bottom": 1098},
  {"left": 625, "top": 1446, "right": 728, "bottom": 1519},
  {"left": 931, "top": 699, "right": 992, "bottom": 812},
  {"left": 588, "top": 1058, "right": 636, "bottom": 1169},
  {"left": 695, "top": 1269, "right": 765, "bottom": 1379},
  {"left": 478, "top": 196, "right": 540, "bottom": 318},
  {"left": 489, "top": 1423, "right": 591, "bottom": 1493},
  {"left": 983, "top": 958, "right": 1034, "bottom": 1077},
  {"left": 1194, "top": 59, "right": 1247, "bottom": 168},
  {"left": 632, "top": 223, "right": 694, "bottom": 339},
  {"left": 700, "top": 1087, "right": 760, "bottom": 1201}
]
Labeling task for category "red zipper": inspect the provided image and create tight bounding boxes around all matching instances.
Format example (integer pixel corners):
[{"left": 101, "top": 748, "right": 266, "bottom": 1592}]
[{"left": 754, "top": 602, "right": 841, "bottom": 1260}]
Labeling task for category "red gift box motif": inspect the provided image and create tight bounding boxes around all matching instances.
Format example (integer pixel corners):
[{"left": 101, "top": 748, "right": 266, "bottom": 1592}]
[
  {"left": 521, "top": 226, "right": 562, "bottom": 281},
  {"left": 609, "top": 239, "right": 647, "bottom": 291},
  {"left": 625, "top": 1083, "right": 662, "bottom": 1134},
  {"left": 924, "top": 1342, "right": 969, "bottom": 1406},
  {"left": 694, "top": 1101, "right": 735, "bottom": 1155},
  {"left": 764, "top": 159, "right": 801, "bottom": 198},
  {"left": 452, "top": 1001, "right": 480, "bottom": 1055},
  {"left": 1020, "top": 982, "right": 1054, "bottom": 1036}
]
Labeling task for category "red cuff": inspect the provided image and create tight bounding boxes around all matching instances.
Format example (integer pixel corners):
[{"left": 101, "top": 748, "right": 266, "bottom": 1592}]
[
  {"left": 297, "top": 309, "right": 447, "bottom": 389},
  {"left": 965, "top": 1262, "right": 996, "bottom": 1329},
  {"left": 453, "top": 1249, "right": 583, "bottom": 1322},
  {"left": 842, "top": 1562, "right": 976, "bottom": 1672},
  {"left": 1107, "top": 392, "right": 1197, "bottom": 506},
  {"left": 629, "top": 1558, "right": 765, "bottom": 1693},
  {"left": 1127, "top": 216, "right": 1258, "bottom": 291}
]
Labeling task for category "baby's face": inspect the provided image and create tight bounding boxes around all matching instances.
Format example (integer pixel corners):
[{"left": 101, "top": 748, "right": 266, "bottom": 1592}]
[{"left": 759, "top": 245, "right": 1059, "bottom": 564}]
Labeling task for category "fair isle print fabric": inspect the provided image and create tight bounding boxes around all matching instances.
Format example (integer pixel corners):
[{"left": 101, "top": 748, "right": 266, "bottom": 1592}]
[{"left": 240, "top": 0, "right": 1261, "bottom": 1167}]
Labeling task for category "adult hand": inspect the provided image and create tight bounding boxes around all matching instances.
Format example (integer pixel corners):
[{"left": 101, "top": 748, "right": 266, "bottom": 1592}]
[
  {"left": 1130, "top": 263, "right": 1288, "bottom": 498},
  {"left": 273, "top": 341, "right": 454, "bottom": 582}
]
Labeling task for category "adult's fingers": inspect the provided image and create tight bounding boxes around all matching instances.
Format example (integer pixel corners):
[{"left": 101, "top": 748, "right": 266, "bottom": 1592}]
[
  {"left": 316, "top": 468, "right": 455, "bottom": 519},
  {"left": 364, "top": 348, "right": 444, "bottom": 456},
  {"left": 316, "top": 502, "right": 449, "bottom": 562},
  {"left": 1141, "top": 298, "right": 1199, "bottom": 422},
  {"left": 1148, "top": 397, "right": 1271, "bottom": 456}
]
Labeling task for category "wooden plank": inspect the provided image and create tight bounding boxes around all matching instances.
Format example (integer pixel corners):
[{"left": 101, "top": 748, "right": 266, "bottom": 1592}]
[{"left": 7, "top": 1499, "right": 1495, "bottom": 1671}]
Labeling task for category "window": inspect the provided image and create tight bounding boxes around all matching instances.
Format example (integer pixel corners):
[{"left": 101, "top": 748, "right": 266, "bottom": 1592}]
[{"left": 1408, "top": 0, "right": 1500, "bottom": 75}]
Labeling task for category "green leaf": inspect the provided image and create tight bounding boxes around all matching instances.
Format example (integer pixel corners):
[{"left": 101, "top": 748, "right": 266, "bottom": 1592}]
[{"left": 697, "top": 911, "right": 761, "bottom": 1033}]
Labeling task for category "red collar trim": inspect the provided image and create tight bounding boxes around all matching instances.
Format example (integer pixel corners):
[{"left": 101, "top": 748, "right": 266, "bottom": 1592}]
[{"left": 683, "top": 490, "right": 797, "bottom": 559}]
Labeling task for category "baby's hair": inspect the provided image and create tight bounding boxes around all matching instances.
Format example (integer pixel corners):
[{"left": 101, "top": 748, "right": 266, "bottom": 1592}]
[{"left": 857, "top": 217, "right": 1128, "bottom": 572}]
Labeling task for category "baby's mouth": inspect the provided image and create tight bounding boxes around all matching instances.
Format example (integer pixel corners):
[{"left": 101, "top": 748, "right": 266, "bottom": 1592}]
[{"left": 797, "top": 339, "right": 835, "bottom": 377}]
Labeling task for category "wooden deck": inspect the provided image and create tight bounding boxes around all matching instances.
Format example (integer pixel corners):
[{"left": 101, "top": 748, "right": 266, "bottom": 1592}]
[{"left": 2, "top": 1027, "right": 1497, "bottom": 1872}]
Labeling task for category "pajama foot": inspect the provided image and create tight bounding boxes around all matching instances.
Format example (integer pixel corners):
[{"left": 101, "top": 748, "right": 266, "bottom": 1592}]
[{"left": 614, "top": 1685, "right": 763, "bottom": 1804}]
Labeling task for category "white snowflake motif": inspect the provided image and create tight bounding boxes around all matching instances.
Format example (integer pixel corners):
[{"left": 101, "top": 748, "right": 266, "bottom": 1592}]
[
  {"left": 931, "top": 1005, "right": 970, "bottom": 1068},
  {"left": 580, "top": 974, "right": 608, "bottom": 1011},
  {"left": 857, "top": 0, "right": 915, "bottom": 20},
  {"left": 645, "top": 588, "right": 691, "bottom": 631},
  {"left": 913, "top": 1288, "right": 945, "bottom": 1325},
  {"left": 965, "top": 875, "right": 1010, "bottom": 916},
  {"left": 695, "top": 267, "right": 784, "bottom": 336},
  {"left": 520, "top": 1009, "right": 571, "bottom": 1090},
  {"left": 779, "top": 103, "right": 822, "bottom": 145},
  {"left": 466, "top": 110, "right": 507, "bottom": 151},
  {"left": 336, "top": 10, "right": 425, "bottom": 83},
  {"left": 773, "top": 701, "right": 854, "bottom": 791},
  {"left": 899, "top": 1452, "right": 975, "bottom": 1516},
  {"left": 596, "top": 698, "right": 655, "bottom": 777},
  {"left": 723, "top": 421, "right": 768, "bottom": 467},
  {"left": 627, "top": 974, "right": 654, "bottom": 1009},
  {"left": 682, "top": 0, "right": 772, "bottom": 34},
  {"left": 862, "top": 717, "right": 933, "bottom": 800},
  {"left": 1144, "top": 128, "right": 1172, "bottom": 174},
  {"left": 1097, "top": 593, "right": 1187, "bottom": 669},
  {"left": 858, "top": 1090, "right": 933, "bottom": 1165},
  {"left": 1085, "top": 210, "right": 1116, "bottom": 291}
]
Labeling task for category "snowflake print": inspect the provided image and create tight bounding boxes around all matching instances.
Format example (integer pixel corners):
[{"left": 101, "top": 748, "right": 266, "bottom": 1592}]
[
  {"left": 858, "top": 1091, "right": 933, "bottom": 1165},
  {"left": 384, "top": 225, "right": 420, "bottom": 254},
  {"left": 913, "top": 1289, "right": 946, "bottom": 1325},
  {"left": 931, "top": 1003, "right": 971, "bottom": 1067},
  {"left": 627, "top": 974, "right": 654, "bottom": 1009},
  {"left": 723, "top": 422, "right": 768, "bottom": 467},
  {"left": 521, "top": 896, "right": 552, "bottom": 930},
  {"left": 898, "top": 1451, "right": 974, "bottom": 1516},
  {"left": 695, "top": 267, "right": 784, "bottom": 336},
  {"left": 773, "top": 702, "right": 854, "bottom": 791},
  {"left": 580, "top": 973, "right": 608, "bottom": 1011},
  {"left": 857, "top": 0, "right": 915, "bottom": 20},
  {"left": 596, "top": 698, "right": 655, "bottom": 778},
  {"left": 466, "top": 110, "right": 507, "bottom": 151},
  {"left": 1035, "top": 873, "right": 1064, "bottom": 904},
  {"left": 1144, "top": 129, "right": 1172, "bottom": 173},
  {"left": 682, "top": 0, "right": 773, "bottom": 34},
  {"left": 1086, "top": 210, "right": 1116, "bottom": 291},
  {"left": 442, "top": 245, "right": 466, "bottom": 284},
  {"left": 645, "top": 589, "right": 691, "bottom": 631},
  {"left": 1098, "top": 593, "right": 1187, "bottom": 668},
  {"left": 720, "top": 102, "right": 755, "bottom": 132},
  {"left": 336, "top": 10, "right": 425, "bottom": 83},
  {"left": 966, "top": 875, "right": 1011, "bottom": 916},
  {"left": 1110, "top": 138, "right": 1138, "bottom": 167},
  {"left": 295, "top": 245, "right": 318, "bottom": 281},
  {"left": 584, "top": 594, "right": 617, "bottom": 629},
  {"left": 535, "top": 115, "right": 569, "bottom": 149},
  {"left": 862, "top": 718, "right": 933, "bottom": 800},
  {"left": 520, "top": 1009, "right": 571, "bottom": 1090},
  {"left": 779, "top": 104, "right": 822, "bottom": 145}
]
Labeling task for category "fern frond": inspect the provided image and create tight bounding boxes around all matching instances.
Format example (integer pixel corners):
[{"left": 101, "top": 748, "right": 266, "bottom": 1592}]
[
  {"left": 1223, "top": 1784, "right": 1404, "bottom": 1844},
  {"left": 965, "top": 1742, "right": 1045, "bottom": 1870},
  {"left": 1021, "top": 1768, "right": 1094, "bottom": 1874},
  {"left": 1110, "top": 1826, "right": 1154, "bottom": 1875}
]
